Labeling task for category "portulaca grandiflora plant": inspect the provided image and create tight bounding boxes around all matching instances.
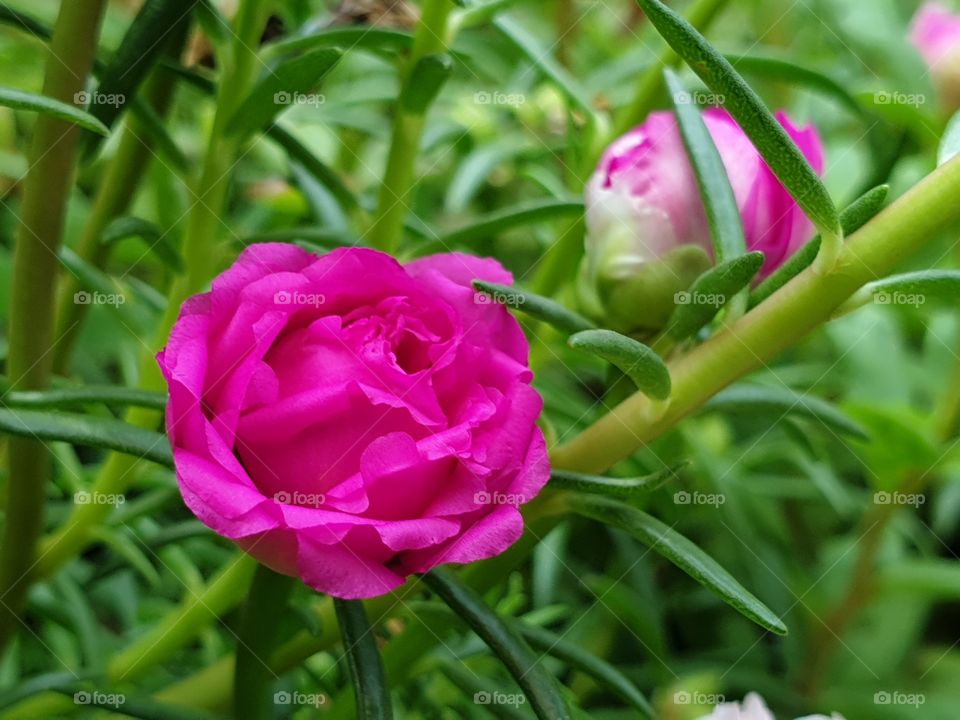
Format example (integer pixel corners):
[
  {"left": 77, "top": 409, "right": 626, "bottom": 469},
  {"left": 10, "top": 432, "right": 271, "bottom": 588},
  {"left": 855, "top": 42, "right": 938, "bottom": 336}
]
[{"left": 1, "top": 0, "right": 959, "bottom": 717}]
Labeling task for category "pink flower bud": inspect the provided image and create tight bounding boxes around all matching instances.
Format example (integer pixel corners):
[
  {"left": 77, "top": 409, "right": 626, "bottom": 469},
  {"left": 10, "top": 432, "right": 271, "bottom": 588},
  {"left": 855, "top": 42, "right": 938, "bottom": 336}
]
[
  {"left": 585, "top": 108, "right": 824, "bottom": 286},
  {"left": 910, "top": 2, "right": 960, "bottom": 111}
]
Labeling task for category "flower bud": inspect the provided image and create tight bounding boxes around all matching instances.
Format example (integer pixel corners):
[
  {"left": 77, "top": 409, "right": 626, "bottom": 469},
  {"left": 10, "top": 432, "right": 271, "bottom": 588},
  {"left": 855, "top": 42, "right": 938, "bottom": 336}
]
[
  {"left": 582, "top": 109, "right": 824, "bottom": 333},
  {"left": 910, "top": 3, "right": 960, "bottom": 112}
]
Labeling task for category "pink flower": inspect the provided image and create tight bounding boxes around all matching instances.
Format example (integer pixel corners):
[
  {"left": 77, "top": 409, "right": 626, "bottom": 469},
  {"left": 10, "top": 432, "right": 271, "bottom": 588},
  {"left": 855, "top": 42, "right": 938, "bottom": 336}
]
[
  {"left": 910, "top": 2, "right": 960, "bottom": 110},
  {"left": 157, "top": 245, "right": 549, "bottom": 599},
  {"left": 585, "top": 108, "right": 825, "bottom": 281},
  {"left": 696, "top": 692, "right": 845, "bottom": 720}
]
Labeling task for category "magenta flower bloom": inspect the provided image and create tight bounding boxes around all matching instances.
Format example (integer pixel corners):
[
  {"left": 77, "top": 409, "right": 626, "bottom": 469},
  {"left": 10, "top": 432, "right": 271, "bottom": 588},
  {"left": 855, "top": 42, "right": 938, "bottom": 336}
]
[
  {"left": 157, "top": 245, "right": 549, "bottom": 599},
  {"left": 586, "top": 108, "right": 825, "bottom": 281},
  {"left": 910, "top": 2, "right": 960, "bottom": 110}
]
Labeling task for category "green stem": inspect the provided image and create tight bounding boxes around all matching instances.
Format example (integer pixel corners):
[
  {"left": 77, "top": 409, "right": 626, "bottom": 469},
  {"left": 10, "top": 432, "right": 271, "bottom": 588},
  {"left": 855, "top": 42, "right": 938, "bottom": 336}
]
[
  {"left": 369, "top": 0, "right": 453, "bottom": 254},
  {"left": 0, "top": 0, "right": 106, "bottom": 653},
  {"left": 51, "top": 27, "right": 189, "bottom": 377},
  {"left": 109, "top": 554, "right": 256, "bottom": 683},
  {"left": 612, "top": 0, "right": 731, "bottom": 138},
  {"left": 551, "top": 157, "right": 960, "bottom": 474},
  {"left": 36, "top": 0, "right": 272, "bottom": 579},
  {"left": 234, "top": 564, "right": 296, "bottom": 720},
  {"left": 333, "top": 598, "right": 395, "bottom": 720}
]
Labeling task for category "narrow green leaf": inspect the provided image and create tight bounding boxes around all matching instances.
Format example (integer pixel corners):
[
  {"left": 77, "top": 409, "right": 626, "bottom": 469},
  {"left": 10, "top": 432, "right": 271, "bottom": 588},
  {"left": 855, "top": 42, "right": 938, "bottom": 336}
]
[
  {"left": 60, "top": 246, "right": 165, "bottom": 316},
  {"left": 725, "top": 54, "right": 864, "bottom": 117},
  {"left": 334, "top": 599, "right": 394, "bottom": 720},
  {"left": 0, "top": 672, "right": 97, "bottom": 712},
  {"left": 703, "top": 384, "right": 869, "bottom": 440},
  {"left": 102, "top": 216, "right": 183, "bottom": 271},
  {"left": 549, "top": 464, "right": 682, "bottom": 498},
  {"left": 226, "top": 48, "right": 343, "bottom": 137},
  {"left": 266, "top": 27, "right": 414, "bottom": 57},
  {"left": 1, "top": 384, "right": 167, "bottom": 410},
  {"left": 568, "top": 329, "right": 671, "bottom": 400},
  {"left": 862, "top": 270, "right": 960, "bottom": 306},
  {"left": 575, "top": 495, "right": 787, "bottom": 635},
  {"left": 87, "top": 0, "right": 198, "bottom": 137},
  {"left": 0, "top": 86, "right": 108, "bottom": 135},
  {"left": 493, "top": 16, "right": 594, "bottom": 117},
  {"left": 457, "top": 0, "right": 522, "bottom": 28},
  {"left": 193, "top": 0, "right": 231, "bottom": 49},
  {"left": 666, "top": 252, "right": 764, "bottom": 339},
  {"left": 445, "top": 138, "right": 533, "bottom": 213},
  {"left": 750, "top": 184, "right": 889, "bottom": 308},
  {"left": 515, "top": 622, "right": 654, "bottom": 718},
  {"left": 53, "top": 689, "right": 221, "bottom": 720},
  {"left": 266, "top": 124, "right": 358, "bottom": 210},
  {"left": 91, "top": 526, "right": 161, "bottom": 586},
  {"left": 634, "top": 0, "right": 840, "bottom": 250},
  {"left": 0, "top": 408, "right": 173, "bottom": 467},
  {"left": 401, "top": 54, "right": 453, "bottom": 114},
  {"left": 447, "top": 199, "right": 582, "bottom": 244},
  {"left": 436, "top": 661, "right": 530, "bottom": 720},
  {"left": 128, "top": 97, "right": 190, "bottom": 171},
  {"left": 0, "top": 4, "right": 51, "bottom": 41},
  {"left": 664, "top": 68, "right": 746, "bottom": 263},
  {"left": 939, "top": 111, "right": 960, "bottom": 167},
  {"left": 422, "top": 568, "right": 574, "bottom": 720},
  {"left": 473, "top": 280, "right": 594, "bottom": 334}
]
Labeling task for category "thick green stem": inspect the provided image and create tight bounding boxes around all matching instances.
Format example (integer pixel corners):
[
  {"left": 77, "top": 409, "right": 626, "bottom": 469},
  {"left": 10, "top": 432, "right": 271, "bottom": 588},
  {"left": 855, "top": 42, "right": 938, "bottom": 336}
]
[
  {"left": 551, "top": 157, "right": 960, "bottom": 474},
  {"left": 369, "top": 0, "right": 453, "bottom": 254},
  {"left": 234, "top": 564, "right": 296, "bottom": 720},
  {"left": 51, "top": 30, "right": 188, "bottom": 377},
  {"left": 36, "top": 0, "right": 272, "bottom": 578},
  {"left": 0, "top": 0, "right": 106, "bottom": 653}
]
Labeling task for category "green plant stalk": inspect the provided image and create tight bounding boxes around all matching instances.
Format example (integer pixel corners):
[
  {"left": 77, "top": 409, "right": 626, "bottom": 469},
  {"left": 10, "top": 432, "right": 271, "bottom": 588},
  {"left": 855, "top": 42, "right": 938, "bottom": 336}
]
[
  {"left": 110, "top": 554, "right": 256, "bottom": 682},
  {"left": 0, "top": 0, "right": 107, "bottom": 653},
  {"left": 612, "top": 0, "right": 731, "bottom": 138},
  {"left": 36, "top": 0, "right": 273, "bottom": 579},
  {"left": 235, "top": 564, "right": 296, "bottom": 719},
  {"left": 369, "top": 0, "right": 453, "bottom": 254},
  {"left": 51, "top": 32, "right": 188, "bottom": 377},
  {"left": 551, "top": 156, "right": 960, "bottom": 474}
]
